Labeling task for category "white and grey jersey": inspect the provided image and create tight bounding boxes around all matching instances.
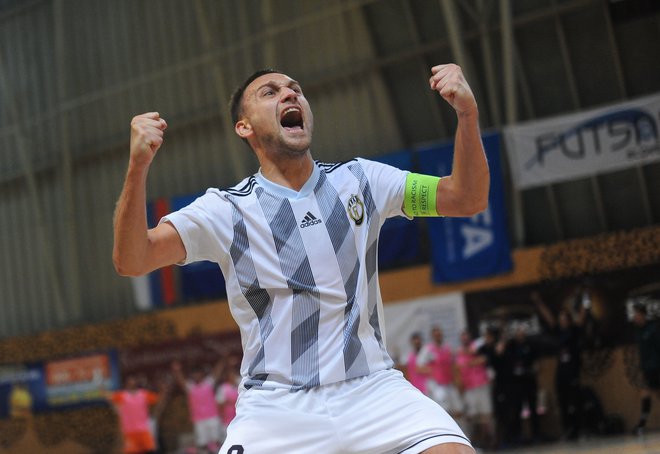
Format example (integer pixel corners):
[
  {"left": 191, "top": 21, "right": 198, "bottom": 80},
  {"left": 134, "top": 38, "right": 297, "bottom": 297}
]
[{"left": 163, "top": 158, "right": 409, "bottom": 391}]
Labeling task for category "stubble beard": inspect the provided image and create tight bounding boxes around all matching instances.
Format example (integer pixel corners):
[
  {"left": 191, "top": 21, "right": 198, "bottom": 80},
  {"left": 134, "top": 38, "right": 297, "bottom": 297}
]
[{"left": 263, "top": 129, "right": 312, "bottom": 159}]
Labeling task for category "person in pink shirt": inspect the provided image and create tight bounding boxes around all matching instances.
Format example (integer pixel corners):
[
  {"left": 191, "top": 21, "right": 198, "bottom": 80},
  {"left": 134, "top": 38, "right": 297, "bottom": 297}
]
[
  {"left": 215, "top": 356, "right": 240, "bottom": 440},
  {"left": 417, "top": 326, "right": 464, "bottom": 418},
  {"left": 172, "top": 361, "right": 223, "bottom": 454},
  {"left": 109, "top": 375, "right": 159, "bottom": 454},
  {"left": 455, "top": 330, "right": 494, "bottom": 449},
  {"left": 406, "top": 332, "right": 428, "bottom": 393}
]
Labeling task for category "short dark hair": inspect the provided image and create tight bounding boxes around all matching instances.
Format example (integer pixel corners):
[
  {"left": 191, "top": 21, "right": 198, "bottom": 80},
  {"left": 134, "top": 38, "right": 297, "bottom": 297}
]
[
  {"left": 633, "top": 302, "right": 648, "bottom": 316},
  {"left": 486, "top": 326, "right": 500, "bottom": 338},
  {"left": 229, "top": 68, "right": 283, "bottom": 125}
]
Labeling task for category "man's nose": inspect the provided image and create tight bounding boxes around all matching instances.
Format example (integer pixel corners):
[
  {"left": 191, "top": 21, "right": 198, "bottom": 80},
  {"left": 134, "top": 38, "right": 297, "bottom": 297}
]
[{"left": 280, "top": 87, "right": 298, "bottom": 102}]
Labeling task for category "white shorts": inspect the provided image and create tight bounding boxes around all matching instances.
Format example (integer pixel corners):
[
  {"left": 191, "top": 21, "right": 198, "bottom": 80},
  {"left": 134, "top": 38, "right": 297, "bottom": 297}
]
[
  {"left": 426, "top": 381, "right": 464, "bottom": 415},
  {"left": 194, "top": 416, "right": 222, "bottom": 447},
  {"left": 219, "top": 369, "right": 471, "bottom": 454},
  {"left": 463, "top": 385, "right": 492, "bottom": 418}
]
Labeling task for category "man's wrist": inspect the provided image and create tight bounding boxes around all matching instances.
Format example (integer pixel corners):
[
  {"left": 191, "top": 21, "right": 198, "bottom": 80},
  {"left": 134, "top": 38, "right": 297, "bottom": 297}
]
[
  {"left": 125, "top": 159, "right": 151, "bottom": 184},
  {"left": 127, "top": 155, "right": 152, "bottom": 173},
  {"left": 457, "top": 106, "right": 479, "bottom": 120}
]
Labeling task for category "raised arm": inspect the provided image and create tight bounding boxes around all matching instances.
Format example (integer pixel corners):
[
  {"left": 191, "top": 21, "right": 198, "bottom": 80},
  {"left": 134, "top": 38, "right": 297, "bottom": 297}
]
[
  {"left": 211, "top": 358, "right": 227, "bottom": 384},
  {"left": 532, "top": 290, "right": 556, "bottom": 328},
  {"left": 170, "top": 361, "right": 188, "bottom": 390},
  {"left": 430, "top": 64, "right": 489, "bottom": 217},
  {"left": 112, "top": 112, "right": 186, "bottom": 276}
]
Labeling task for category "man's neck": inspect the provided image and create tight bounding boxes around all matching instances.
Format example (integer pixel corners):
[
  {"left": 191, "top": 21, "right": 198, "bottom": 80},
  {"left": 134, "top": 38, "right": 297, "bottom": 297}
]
[{"left": 258, "top": 151, "right": 314, "bottom": 192}]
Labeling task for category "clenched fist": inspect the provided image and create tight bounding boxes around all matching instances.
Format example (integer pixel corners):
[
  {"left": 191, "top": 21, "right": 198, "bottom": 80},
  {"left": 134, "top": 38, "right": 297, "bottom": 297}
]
[
  {"left": 429, "top": 64, "right": 477, "bottom": 117},
  {"left": 130, "top": 112, "right": 168, "bottom": 166}
]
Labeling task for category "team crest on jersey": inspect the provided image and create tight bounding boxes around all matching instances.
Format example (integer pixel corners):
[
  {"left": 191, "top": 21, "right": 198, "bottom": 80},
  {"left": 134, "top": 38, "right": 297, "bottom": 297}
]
[{"left": 347, "top": 194, "right": 364, "bottom": 226}]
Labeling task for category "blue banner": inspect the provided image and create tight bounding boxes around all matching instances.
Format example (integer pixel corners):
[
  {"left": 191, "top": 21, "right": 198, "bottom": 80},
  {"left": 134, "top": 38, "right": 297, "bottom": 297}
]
[
  {"left": 417, "top": 132, "right": 513, "bottom": 283},
  {"left": 372, "top": 151, "right": 425, "bottom": 270},
  {"left": 142, "top": 192, "right": 227, "bottom": 308},
  {"left": 170, "top": 193, "right": 227, "bottom": 302},
  {"left": 179, "top": 260, "right": 226, "bottom": 302},
  {"left": 0, "top": 363, "right": 47, "bottom": 418}
]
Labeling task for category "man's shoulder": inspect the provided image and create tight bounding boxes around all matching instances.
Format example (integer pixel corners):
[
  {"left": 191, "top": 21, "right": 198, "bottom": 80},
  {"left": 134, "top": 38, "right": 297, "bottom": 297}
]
[
  {"left": 217, "top": 175, "right": 259, "bottom": 198},
  {"left": 315, "top": 157, "right": 399, "bottom": 184},
  {"left": 315, "top": 158, "right": 358, "bottom": 175}
]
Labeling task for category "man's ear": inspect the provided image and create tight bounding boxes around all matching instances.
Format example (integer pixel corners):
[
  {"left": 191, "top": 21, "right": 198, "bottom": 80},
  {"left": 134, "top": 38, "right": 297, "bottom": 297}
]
[{"left": 235, "top": 120, "right": 253, "bottom": 140}]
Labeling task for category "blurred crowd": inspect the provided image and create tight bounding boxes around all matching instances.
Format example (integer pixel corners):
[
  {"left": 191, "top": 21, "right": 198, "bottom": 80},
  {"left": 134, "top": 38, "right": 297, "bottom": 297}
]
[
  {"left": 402, "top": 290, "right": 609, "bottom": 450},
  {"left": 108, "top": 355, "right": 240, "bottom": 454}
]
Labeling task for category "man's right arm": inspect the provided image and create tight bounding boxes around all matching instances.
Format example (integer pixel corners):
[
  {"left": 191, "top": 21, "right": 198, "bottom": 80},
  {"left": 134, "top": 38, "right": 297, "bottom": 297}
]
[{"left": 112, "top": 112, "right": 186, "bottom": 277}]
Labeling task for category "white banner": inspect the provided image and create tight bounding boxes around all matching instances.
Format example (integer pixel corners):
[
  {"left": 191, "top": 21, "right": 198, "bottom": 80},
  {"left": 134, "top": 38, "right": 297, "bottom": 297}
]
[
  {"left": 504, "top": 92, "right": 660, "bottom": 189},
  {"left": 382, "top": 293, "right": 466, "bottom": 365}
]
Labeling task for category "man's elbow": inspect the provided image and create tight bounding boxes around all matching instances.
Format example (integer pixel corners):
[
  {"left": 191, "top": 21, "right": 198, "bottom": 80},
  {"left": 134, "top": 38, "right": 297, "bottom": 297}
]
[
  {"left": 441, "top": 175, "right": 489, "bottom": 217},
  {"left": 113, "top": 262, "right": 144, "bottom": 278},
  {"left": 459, "top": 205, "right": 485, "bottom": 218},
  {"left": 458, "top": 191, "right": 489, "bottom": 217},
  {"left": 469, "top": 196, "right": 489, "bottom": 216},
  {"left": 112, "top": 252, "right": 147, "bottom": 277}
]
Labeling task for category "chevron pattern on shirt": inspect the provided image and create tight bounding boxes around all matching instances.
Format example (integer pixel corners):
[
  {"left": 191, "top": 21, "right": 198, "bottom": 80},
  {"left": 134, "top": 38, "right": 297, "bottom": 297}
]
[{"left": 256, "top": 187, "right": 321, "bottom": 390}]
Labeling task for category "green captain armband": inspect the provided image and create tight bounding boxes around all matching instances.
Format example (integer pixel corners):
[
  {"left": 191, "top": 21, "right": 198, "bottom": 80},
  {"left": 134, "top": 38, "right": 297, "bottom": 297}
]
[{"left": 403, "top": 173, "right": 441, "bottom": 217}]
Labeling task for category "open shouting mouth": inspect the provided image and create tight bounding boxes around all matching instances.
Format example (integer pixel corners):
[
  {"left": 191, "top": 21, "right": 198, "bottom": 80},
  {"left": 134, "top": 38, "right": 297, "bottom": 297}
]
[{"left": 280, "top": 106, "right": 304, "bottom": 132}]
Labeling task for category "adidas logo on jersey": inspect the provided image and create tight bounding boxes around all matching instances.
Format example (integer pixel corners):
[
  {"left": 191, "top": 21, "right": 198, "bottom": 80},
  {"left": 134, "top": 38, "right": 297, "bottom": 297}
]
[{"left": 300, "top": 211, "right": 322, "bottom": 228}]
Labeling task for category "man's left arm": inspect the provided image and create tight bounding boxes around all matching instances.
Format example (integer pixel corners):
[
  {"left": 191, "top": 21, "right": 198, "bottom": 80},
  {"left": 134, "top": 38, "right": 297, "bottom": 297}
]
[{"left": 430, "top": 64, "right": 489, "bottom": 217}]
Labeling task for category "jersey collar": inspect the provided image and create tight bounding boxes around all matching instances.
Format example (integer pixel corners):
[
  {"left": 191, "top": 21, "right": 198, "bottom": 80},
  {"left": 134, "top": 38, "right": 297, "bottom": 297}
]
[{"left": 255, "top": 162, "right": 320, "bottom": 200}]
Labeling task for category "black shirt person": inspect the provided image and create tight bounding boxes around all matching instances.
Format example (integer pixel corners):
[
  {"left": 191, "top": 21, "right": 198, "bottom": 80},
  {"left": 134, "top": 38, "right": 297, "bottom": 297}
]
[
  {"left": 632, "top": 303, "right": 660, "bottom": 434},
  {"left": 533, "top": 290, "right": 586, "bottom": 441}
]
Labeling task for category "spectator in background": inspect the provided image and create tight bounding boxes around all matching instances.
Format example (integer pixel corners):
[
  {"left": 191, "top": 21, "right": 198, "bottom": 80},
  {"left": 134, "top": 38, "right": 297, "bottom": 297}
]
[
  {"left": 534, "top": 290, "right": 586, "bottom": 440},
  {"left": 172, "top": 360, "right": 224, "bottom": 454},
  {"left": 477, "top": 326, "right": 514, "bottom": 448},
  {"left": 631, "top": 302, "right": 660, "bottom": 435},
  {"left": 149, "top": 375, "right": 173, "bottom": 454},
  {"left": 406, "top": 332, "right": 429, "bottom": 394},
  {"left": 215, "top": 356, "right": 240, "bottom": 441},
  {"left": 108, "top": 375, "right": 160, "bottom": 454},
  {"left": 455, "top": 330, "right": 495, "bottom": 449},
  {"left": 506, "top": 326, "right": 541, "bottom": 444},
  {"left": 417, "top": 326, "right": 464, "bottom": 421}
]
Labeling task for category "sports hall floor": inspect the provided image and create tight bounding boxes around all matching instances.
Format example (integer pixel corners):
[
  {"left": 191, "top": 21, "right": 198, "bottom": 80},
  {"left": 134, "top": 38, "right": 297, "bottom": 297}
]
[{"left": 482, "top": 432, "right": 660, "bottom": 453}]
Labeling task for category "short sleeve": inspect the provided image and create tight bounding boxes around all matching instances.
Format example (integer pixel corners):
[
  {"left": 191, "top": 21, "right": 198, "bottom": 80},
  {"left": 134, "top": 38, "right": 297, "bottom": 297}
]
[
  {"left": 356, "top": 158, "right": 409, "bottom": 220},
  {"left": 160, "top": 190, "right": 231, "bottom": 265}
]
